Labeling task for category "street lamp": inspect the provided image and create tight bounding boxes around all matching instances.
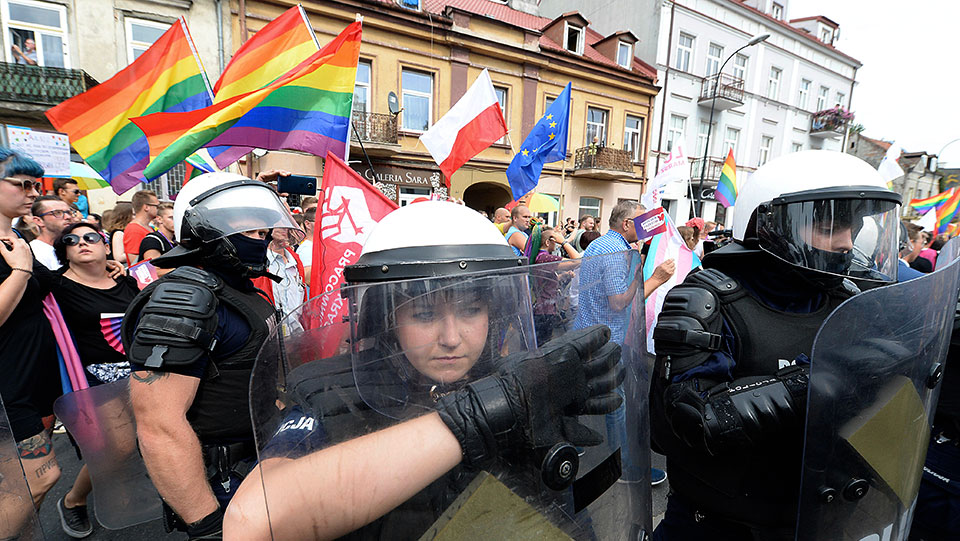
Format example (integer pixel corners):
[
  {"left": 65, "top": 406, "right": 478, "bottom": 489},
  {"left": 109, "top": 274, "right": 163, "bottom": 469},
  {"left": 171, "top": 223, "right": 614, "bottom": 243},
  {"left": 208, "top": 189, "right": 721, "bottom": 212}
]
[{"left": 695, "top": 33, "right": 770, "bottom": 217}]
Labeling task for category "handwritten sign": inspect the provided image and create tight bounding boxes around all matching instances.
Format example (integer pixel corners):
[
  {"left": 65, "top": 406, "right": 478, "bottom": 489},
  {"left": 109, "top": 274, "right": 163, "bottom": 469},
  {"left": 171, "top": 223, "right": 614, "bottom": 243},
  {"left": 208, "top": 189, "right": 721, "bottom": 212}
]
[{"left": 5, "top": 125, "right": 70, "bottom": 177}]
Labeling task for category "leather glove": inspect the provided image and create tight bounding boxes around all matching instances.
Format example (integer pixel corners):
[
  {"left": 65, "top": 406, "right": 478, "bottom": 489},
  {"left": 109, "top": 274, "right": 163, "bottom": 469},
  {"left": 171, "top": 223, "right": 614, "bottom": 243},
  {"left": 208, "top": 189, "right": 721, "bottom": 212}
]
[
  {"left": 436, "top": 325, "right": 625, "bottom": 468},
  {"left": 186, "top": 507, "right": 223, "bottom": 540}
]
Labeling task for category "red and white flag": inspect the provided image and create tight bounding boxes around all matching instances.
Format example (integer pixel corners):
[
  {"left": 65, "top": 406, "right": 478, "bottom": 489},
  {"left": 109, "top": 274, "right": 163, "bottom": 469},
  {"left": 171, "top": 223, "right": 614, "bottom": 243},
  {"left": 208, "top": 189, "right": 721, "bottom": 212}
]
[
  {"left": 311, "top": 152, "right": 398, "bottom": 330},
  {"left": 420, "top": 69, "right": 507, "bottom": 185}
]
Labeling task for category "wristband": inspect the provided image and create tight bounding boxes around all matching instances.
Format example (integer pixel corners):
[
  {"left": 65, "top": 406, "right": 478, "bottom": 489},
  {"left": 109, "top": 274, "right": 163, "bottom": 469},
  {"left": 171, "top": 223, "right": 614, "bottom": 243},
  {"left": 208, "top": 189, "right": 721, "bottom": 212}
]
[{"left": 10, "top": 267, "right": 32, "bottom": 276}]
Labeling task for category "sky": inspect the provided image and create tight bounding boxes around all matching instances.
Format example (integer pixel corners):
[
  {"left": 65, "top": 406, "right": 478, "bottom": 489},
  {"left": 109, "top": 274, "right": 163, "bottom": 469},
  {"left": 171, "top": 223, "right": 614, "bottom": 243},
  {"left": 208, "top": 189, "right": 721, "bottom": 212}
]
[{"left": 791, "top": 1, "right": 960, "bottom": 165}]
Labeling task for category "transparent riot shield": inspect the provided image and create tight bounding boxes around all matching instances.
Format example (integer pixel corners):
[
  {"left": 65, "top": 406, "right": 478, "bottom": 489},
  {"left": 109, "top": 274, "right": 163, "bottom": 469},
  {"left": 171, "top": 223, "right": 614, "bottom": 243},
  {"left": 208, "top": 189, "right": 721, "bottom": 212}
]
[
  {"left": 247, "top": 253, "right": 651, "bottom": 540},
  {"left": 53, "top": 379, "right": 162, "bottom": 529},
  {"left": 0, "top": 395, "right": 42, "bottom": 539},
  {"left": 795, "top": 238, "right": 960, "bottom": 540}
]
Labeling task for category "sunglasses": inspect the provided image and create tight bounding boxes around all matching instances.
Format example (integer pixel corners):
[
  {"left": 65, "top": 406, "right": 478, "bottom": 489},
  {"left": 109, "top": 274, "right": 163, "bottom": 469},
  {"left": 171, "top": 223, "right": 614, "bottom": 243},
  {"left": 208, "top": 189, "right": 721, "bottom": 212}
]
[
  {"left": 62, "top": 232, "right": 105, "bottom": 246},
  {"left": 68, "top": 189, "right": 81, "bottom": 195},
  {"left": 39, "top": 209, "right": 75, "bottom": 219},
  {"left": 2, "top": 177, "right": 41, "bottom": 193}
]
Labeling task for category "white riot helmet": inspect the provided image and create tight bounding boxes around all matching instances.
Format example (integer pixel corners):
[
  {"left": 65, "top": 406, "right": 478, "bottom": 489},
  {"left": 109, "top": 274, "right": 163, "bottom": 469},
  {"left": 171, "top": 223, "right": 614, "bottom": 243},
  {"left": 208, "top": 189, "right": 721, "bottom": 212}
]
[
  {"left": 732, "top": 150, "right": 902, "bottom": 284},
  {"left": 153, "top": 172, "right": 303, "bottom": 274}
]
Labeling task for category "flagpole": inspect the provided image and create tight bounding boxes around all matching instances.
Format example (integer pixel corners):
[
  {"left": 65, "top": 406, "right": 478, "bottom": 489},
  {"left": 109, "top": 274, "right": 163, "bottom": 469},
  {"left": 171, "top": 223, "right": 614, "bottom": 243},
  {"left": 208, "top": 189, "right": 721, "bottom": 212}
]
[{"left": 559, "top": 160, "right": 566, "bottom": 225}]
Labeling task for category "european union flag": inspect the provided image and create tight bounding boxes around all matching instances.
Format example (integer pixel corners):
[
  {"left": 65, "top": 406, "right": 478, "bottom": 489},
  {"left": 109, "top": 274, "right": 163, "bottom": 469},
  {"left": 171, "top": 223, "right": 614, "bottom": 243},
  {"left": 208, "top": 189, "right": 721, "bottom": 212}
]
[{"left": 506, "top": 82, "right": 571, "bottom": 200}]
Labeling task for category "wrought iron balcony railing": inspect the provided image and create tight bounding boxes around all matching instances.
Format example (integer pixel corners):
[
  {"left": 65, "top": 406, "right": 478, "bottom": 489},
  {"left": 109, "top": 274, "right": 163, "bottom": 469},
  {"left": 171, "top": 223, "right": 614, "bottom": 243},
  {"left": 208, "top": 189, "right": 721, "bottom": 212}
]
[
  {"left": 810, "top": 109, "right": 849, "bottom": 136},
  {"left": 351, "top": 111, "right": 399, "bottom": 145},
  {"left": 0, "top": 62, "right": 98, "bottom": 106},
  {"left": 699, "top": 72, "right": 745, "bottom": 104},
  {"left": 689, "top": 156, "right": 726, "bottom": 181},
  {"left": 573, "top": 146, "right": 633, "bottom": 173}
]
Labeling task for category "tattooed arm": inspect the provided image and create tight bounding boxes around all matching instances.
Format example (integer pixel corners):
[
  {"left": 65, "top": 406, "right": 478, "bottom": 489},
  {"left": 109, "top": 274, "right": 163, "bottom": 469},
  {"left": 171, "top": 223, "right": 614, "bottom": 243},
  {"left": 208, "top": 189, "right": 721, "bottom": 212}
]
[{"left": 130, "top": 370, "right": 218, "bottom": 523}]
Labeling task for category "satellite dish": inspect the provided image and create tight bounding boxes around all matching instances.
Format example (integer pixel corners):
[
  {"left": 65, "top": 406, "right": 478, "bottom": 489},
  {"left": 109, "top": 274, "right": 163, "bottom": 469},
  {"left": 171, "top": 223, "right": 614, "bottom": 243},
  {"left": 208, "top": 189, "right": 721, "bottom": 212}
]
[{"left": 387, "top": 91, "right": 401, "bottom": 115}]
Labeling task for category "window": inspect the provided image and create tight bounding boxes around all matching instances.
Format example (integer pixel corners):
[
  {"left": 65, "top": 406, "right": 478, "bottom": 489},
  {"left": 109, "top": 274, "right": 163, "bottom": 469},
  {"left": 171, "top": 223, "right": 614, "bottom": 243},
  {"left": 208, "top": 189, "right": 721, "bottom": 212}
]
[
  {"left": 126, "top": 18, "right": 169, "bottom": 63},
  {"left": 143, "top": 163, "right": 187, "bottom": 200},
  {"left": 767, "top": 67, "right": 782, "bottom": 100},
  {"left": 585, "top": 107, "right": 608, "bottom": 145},
  {"left": 675, "top": 32, "right": 694, "bottom": 72},
  {"left": 723, "top": 127, "right": 740, "bottom": 159},
  {"left": 353, "top": 61, "right": 372, "bottom": 115},
  {"left": 759, "top": 135, "right": 774, "bottom": 166},
  {"left": 696, "top": 120, "right": 711, "bottom": 157},
  {"left": 578, "top": 197, "right": 601, "bottom": 222},
  {"left": 564, "top": 22, "right": 584, "bottom": 55},
  {"left": 623, "top": 115, "right": 644, "bottom": 163},
  {"left": 798, "top": 79, "right": 811, "bottom": 109},
  {"left": 771, "top": 2, "right": 784, "bottom": 20},
  {"left": 817, "top": 86, "right": 830, "bottom": 111},
  {"left": 791, "top": 142, "right": 803, "bottom": 153},
  {"left": 399, "top": 187, "right": 430, "bottom": 206},
  {"left": 399, "top": 0, "right": 420, "bottom": 10},
  {"left": 820, "top": 28, "right": 832, "bottom": 44},
  {"left": 731, "top": 54, "right": 748, "bottom": 81},
  {"left": 539, "top": 194, "right": 560, "bottom": 226},
  {"left": 494, "top": 86, "right": 508, "bottom": 144},
  {"left": 544, "top": 95, "right": 556, "bottom": 112},
  {"left": 706, "top": 43, "right": 723, "bottom": 77},
  {"left": 666, "top": 115, "right": 686, "bottom": 153},
  {"left": 835, "top": 91, "right": 846, "bottom": 107},
  {"left": 2, "top": 0, "right": 70, "bottom": 67},
  {"left": 401, "top": 69, "right": 433, "bottom": 132},
  {"left": 617, "top": 41, "right": 632, "bottom": 69}
]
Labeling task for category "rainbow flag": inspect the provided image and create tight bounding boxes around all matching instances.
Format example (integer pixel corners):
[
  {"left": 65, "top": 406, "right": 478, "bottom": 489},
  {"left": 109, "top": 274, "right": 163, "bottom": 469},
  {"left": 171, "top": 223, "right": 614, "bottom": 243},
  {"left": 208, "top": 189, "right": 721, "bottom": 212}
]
[
  {"left": 910, "top": 189, "right": 954, "bottom": 214},
  {"left": 935, "top": 189, "right": 960, "bottom": 235},
  {"left": 100, "top": 313, "right": 125, "bottom": 355},
  {"left": 715, "top": 148, "right": 737, "bottom": 208},
  {"left": 46, "top": 18, "right": 213, "bottom": 194},
  {"left": 133, "top": 21, "right": 362, "bottom": 180}
]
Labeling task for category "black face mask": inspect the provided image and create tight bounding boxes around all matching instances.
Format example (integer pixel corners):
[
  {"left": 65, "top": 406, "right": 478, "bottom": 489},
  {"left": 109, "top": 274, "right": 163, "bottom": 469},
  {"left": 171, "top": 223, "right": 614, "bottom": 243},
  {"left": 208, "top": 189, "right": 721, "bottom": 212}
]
[{"left": 227, "top": 232, "right": 269, "bottom": 268}]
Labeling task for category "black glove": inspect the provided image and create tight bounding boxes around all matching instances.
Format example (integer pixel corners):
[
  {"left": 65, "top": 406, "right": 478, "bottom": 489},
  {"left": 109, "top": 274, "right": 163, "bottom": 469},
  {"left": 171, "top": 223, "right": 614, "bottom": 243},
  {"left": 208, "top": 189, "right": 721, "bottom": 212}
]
[
  {"left": 186, "top": 507, "right": 223, "bottom": 540},
  {"left": 666, "top": 364, "right": 809, "bottom": 456},
  {"left": 436, "top": 325, "right": 625, "bottom": 468}
]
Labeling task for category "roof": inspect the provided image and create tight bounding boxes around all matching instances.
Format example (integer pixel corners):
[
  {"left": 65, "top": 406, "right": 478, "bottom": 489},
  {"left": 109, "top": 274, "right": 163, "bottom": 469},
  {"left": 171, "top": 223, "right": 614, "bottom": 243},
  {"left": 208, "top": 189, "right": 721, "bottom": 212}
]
[
  {"left": 789, "top": 15, "right": 839, "bottom": 28},
  {"left": 858, "top": 134, "right": 893, "bottom": 152},
  {"left": 422, "top": 0, "right": 655, "bottom": 81},
  {"left": 732, "top": 0, "right": 861, "bottom": 66}
]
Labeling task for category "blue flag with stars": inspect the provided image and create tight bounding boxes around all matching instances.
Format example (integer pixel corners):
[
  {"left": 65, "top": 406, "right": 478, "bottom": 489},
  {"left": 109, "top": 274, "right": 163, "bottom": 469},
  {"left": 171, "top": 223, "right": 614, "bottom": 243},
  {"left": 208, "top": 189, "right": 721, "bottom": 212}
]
[{"left": 506, "top": 82, "right": 571, "bottom": 200}]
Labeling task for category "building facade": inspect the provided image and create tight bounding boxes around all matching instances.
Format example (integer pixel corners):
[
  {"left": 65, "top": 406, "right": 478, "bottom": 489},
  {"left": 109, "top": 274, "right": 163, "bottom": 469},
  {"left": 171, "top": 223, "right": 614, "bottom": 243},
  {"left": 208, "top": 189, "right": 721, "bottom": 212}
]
[
  {"left": 849, "top": 133, "right": 942, "bottom": 217},
  {"left": 0, "top": 0, "right": 230, "bottom": 208},
  {"left": 246, "top": 0, "right": 660, "bottom": 226},
  {"left": 540, "top": 0, "right": 862, "bottom": 226}
]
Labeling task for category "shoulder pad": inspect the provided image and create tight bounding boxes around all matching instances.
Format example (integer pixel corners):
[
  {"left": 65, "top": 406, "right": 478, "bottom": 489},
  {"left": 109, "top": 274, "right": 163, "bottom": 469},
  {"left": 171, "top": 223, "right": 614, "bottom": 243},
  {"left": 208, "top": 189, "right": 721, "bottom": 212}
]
[
  {"left": 127, "top": 279, "right": 219, "bottom": 369},
  {"left": 685, "top": 268, "right": 741, "bottom": 298},
  {"left": 164, "top": 266, "right": 222, "bottom": 291},
  {"left": 654, "top": 282, "right": 724, "bottom": 355}
]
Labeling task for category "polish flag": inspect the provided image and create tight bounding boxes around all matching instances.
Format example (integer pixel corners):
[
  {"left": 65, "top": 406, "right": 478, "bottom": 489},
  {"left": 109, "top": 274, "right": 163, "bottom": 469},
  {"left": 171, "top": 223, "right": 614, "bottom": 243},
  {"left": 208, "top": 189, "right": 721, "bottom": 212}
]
[{"left": 420, "top": 69, "right": 507, "bottom": 186}]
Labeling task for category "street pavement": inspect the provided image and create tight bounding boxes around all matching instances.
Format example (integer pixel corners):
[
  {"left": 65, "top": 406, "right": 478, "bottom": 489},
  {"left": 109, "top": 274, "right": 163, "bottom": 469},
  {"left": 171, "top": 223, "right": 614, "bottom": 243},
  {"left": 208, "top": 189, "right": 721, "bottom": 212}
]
[{"left": 37, "top": 433, "right": 669, "bottom": 539}]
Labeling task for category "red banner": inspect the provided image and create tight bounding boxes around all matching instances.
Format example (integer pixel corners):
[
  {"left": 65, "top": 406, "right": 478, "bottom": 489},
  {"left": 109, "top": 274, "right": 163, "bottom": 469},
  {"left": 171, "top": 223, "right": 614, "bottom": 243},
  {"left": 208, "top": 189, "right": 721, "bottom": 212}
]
[{"left": 311, "top": 152, "right": 398, "bottom": 329}]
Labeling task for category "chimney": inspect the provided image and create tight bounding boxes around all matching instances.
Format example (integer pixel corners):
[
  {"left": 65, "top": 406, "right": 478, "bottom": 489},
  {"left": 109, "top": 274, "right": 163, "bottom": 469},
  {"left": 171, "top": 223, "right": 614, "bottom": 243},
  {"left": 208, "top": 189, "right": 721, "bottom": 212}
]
[{"left": 507, "top": 0, "right": 539, "bottom": 16}]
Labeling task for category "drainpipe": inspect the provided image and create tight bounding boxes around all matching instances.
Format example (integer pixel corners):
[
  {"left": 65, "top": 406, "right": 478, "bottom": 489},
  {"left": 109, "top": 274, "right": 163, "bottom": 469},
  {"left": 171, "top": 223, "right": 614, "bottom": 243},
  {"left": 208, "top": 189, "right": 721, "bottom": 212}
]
[
  {"left": 215, "top": 0, "right": 225, "bottom": 73},
  {"left": 239, "top": 0, "right": 249, "bottom": 42},
  {"left": 842, "top": 65, "right": 857, "bottom": 153},
  {"left": 653, "top": 1, "right": 676, "bottom": 173}
]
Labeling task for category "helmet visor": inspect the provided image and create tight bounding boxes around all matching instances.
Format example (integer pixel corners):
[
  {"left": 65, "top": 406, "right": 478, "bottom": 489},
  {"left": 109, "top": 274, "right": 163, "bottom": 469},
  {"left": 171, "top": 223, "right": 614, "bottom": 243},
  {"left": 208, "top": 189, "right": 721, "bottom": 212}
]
[
  {"left": 188, "top": 182, "right": 305, "bottom": 244},
  {"left": 757, "top": 188, "right": 901, "bottom": 283}
]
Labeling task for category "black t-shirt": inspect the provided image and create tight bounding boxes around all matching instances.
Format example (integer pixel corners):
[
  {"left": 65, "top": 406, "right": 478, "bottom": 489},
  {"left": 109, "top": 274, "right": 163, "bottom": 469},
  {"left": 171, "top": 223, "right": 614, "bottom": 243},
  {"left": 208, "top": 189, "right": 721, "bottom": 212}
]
[
  {"left": 0, "top": 246, "right": 61, "bottom": 440},
  {"left": 138, "top": 231, "right": 174, "bottom": 261},
  {"left": 52, "top": 274, "right": 140, "bottom": 367}
]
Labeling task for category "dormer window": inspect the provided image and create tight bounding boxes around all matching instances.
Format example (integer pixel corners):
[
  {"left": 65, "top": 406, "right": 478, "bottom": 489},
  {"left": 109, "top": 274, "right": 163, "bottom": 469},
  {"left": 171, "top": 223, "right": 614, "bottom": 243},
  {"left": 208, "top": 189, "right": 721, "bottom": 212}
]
[
  {"left": 617, "top": 41, "right": 632, "bottom": 68},
  {"left": 399, "top": 0, "right": 420, "bottom": 10},
  {"left": 771, "top": 2, "right": 784, "bottom": 20},
  {"left": 564, "top": 22, "right": 584, "bottom": 55},
  {"left": 820, "top": 28, "right": 832, "bottom": 44}
]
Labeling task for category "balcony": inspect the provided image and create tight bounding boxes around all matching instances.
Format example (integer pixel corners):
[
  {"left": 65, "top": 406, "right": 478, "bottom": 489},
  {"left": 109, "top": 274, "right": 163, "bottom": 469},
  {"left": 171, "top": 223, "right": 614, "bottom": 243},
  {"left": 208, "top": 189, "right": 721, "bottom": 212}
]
[
  {"left": 689, "top": 156, "right": 725, "bottom": 182},
  {"left": 809, "top": 108, "right": 850, "bottom": 139},
  {"left": 0, "top": 62, "right": 98, "bottom": 107},
  {"left": 698, "top": 73, "right": 745, "bottom": 111},
  {"left": 350, "top": 111, "right": 400, "bottom": 157},
  {"left": 572, "top": 146, "right": 634, "bottom": 180}
]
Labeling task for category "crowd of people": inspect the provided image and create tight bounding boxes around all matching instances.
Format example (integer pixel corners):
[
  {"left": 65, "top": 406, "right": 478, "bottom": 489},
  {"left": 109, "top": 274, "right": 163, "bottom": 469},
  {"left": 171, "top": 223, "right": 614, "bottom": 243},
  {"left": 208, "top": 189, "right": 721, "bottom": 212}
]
[{"left": 2, "top": 146, "right": 959, "bottom": 541}]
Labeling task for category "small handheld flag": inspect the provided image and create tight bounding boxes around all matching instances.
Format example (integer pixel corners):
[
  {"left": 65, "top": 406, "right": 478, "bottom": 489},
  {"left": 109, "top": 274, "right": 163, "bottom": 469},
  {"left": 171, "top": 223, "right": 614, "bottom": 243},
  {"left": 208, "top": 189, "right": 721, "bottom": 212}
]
[
  {"left": 505, "top": 83, "right": 571, "bottom": 200},
  {"left": 935, "top": 189, "right": 960, "bottom": 235},
  {"left": 715, "top": 148, "right": 737, "bottom": 208}
]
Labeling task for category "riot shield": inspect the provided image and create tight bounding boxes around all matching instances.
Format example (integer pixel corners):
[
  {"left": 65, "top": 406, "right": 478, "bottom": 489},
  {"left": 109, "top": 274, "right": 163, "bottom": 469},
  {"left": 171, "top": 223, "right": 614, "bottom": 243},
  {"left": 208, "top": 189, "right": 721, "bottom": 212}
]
[
  {"left": 795, "top": 239, "right": 960, "bottom": 540},
  {"left": 247, "top": 253, "right": 651, "bottom": 540},
  {"left": 53, "top": 379, "right": 162, "bottom": 529},
  {"left": 0, "top": 395, "right": 42, "bottom": 539}
]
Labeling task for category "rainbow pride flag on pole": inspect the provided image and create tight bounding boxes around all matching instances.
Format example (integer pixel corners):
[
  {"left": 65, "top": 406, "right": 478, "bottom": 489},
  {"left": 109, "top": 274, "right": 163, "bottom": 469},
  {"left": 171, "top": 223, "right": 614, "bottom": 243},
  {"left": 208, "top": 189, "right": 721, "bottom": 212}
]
[
  {"left": 134, "top": 21, "right": 360, "bottom": 179},
  {"left": 910, "top": 188, "right": 954, "bottom": 214},
  {"left": 46, "top": 18, "right": 213, "bottom": 194},
  {"left": 714, "top": 148, "right": 737, "bottom": 208},
  {"left": 935, "top": 189, "right": 960, "bottom": 235}
]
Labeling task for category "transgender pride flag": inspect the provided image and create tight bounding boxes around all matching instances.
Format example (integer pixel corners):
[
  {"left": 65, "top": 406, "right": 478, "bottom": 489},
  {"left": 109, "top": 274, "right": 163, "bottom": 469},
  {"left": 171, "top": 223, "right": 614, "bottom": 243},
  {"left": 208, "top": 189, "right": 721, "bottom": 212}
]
[
  {"left": 643, "top": 214, "right": 702, "bottom": 354},
  {"left": 100, "top": 313, "right": 125, "bottom": 354}
]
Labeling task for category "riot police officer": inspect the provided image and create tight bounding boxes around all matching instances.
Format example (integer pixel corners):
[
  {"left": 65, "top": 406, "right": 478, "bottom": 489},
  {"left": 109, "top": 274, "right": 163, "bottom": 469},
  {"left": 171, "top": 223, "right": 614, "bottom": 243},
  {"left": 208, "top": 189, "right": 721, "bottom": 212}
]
[
  {"left": 123, "top": 172, "right": 303, "bottom": 539},
  {"left": 650, "top": 151, "right": 902, "bottom": 540},
  {"left": 224, "top": 201, "right": 647, "bottom": 540}
]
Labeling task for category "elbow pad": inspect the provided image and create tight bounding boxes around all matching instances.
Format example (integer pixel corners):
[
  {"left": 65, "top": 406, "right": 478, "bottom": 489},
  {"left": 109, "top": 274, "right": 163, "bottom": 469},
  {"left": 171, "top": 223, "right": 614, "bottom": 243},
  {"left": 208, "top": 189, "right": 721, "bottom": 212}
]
[{"left": 665, "top": 364, "right": 809, "bottom": 456}]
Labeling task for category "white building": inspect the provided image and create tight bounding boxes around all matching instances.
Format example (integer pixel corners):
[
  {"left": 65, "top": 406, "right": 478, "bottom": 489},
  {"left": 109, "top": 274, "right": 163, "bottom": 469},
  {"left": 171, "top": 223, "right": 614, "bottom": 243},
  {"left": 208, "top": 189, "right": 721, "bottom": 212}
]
[{"left": 539, "top": 0, "right": 861, "bottom": 225}]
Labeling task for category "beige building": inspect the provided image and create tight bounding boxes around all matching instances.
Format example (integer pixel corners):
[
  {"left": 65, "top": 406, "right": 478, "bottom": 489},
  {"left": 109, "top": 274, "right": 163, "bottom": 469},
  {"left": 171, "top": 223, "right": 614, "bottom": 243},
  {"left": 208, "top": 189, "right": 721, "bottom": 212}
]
[
  {"left": 246, "top": 0, "right": 660, "bottom": 226},
  {"left": 0, "top": 0, "right": 230, "bottom": 208}
]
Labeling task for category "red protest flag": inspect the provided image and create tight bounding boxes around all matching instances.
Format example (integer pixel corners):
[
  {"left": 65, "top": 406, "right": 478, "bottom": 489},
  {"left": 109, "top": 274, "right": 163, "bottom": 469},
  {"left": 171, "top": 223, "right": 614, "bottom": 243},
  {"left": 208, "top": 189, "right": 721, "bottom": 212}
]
[{"left": 311, "top": 152, "right": 398, "bottom": 328}]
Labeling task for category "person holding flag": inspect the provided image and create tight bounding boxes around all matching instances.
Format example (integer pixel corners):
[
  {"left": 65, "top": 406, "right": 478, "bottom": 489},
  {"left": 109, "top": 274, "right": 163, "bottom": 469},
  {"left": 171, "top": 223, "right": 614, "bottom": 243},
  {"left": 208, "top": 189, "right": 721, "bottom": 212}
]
[{"left": 506, "top": 83, "right": 571, "bottom": 201}]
